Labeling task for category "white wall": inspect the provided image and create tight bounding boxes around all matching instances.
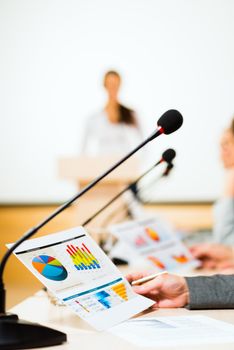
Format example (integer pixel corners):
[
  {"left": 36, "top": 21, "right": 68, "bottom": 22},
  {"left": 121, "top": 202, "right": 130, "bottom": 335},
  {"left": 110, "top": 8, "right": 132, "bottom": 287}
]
[{"left": 1, "top": 0, "right": 234, "bottom": 203}]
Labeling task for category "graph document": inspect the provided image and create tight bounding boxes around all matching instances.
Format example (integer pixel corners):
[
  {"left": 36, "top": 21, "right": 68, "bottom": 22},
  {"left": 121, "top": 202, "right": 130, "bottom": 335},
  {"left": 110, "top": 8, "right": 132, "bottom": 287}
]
[
  {"left": 110, "top": 217, "right": 200, "bottom": 271},
  {"left": 9, "top": 227, "right": 154, "bottom": 330}
]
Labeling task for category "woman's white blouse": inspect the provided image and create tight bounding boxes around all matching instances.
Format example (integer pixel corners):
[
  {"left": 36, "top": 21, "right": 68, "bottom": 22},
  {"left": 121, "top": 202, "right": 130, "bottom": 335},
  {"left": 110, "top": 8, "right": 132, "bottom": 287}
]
[{"left": 82, "top": 111, "right": 142, "bottom": 156}]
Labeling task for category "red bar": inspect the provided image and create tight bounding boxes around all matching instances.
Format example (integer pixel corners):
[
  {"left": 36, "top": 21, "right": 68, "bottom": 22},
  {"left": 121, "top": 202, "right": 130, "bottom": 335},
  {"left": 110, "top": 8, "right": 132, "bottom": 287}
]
[
  {"left": 70, "top": 244, "right": 78, "bottom": 254},
  {"left": 82, "top": 243, "right": 91, "bottom": 254},
  {"left": 66, "top": 246, "right": 74, "bottom": 256},
  {"left": 66, "top": 248, "right": 72, "bottom": 256}
]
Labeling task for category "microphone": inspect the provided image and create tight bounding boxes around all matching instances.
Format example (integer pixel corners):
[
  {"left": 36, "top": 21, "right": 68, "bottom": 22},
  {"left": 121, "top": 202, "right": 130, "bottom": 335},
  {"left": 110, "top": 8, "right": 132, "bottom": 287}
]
[
  {"left": 137, "top": 162, "right": 175, "bottom": 207},
  {"left": 162, "top": 148, "right": 176, "bottom": 163},
  {"left": 160, "top": 149, "right": 175, "bottom": 177},
  {"left": 157, "top": 109, "right": 183, "bottom": 135},
  {"left": 0, "top": 109, "right": 183, "bottom": 350},
  {"left": 82, "top": 148, "right": 176, "bottom": 227},
  {"left": 133, "top": 148, "right": 176, "bottom": 200},
  {"left": 162, "top": 162, "right": 174, "bottom": 177},
  {"left": 96, "top": 150, "right": 177, "bottom": 229},
  {"left": 138, "top": 155, "right": 175, "bottom": 201}
]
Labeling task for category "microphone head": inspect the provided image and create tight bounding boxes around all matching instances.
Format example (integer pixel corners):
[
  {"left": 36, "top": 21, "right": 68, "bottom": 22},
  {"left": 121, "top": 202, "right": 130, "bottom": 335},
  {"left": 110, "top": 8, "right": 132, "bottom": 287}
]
[
  {"left": 157, "top": 109, "right": 183, "bottom": 134},
  {"left": 162, "top": 149, "right": 176, "bottom": 163}
]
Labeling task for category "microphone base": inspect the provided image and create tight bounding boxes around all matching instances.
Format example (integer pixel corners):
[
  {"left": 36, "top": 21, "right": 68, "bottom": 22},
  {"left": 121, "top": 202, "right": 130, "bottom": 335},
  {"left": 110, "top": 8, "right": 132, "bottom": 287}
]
[
  {"left": 0, "top": 314, "right": 67, "bottom": 349},
  {"left": 111, "top": 257, "right": 128, "bottom": 265}
]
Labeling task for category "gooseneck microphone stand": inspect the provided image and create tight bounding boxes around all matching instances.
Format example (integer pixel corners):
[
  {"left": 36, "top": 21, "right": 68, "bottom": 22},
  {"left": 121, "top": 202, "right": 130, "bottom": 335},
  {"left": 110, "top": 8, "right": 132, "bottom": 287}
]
[
  {"left": 0, "top": 109, "right": 183, "bottom": 349},
  {"left": 101, "top": 162, "right": 175, "bottom": 230},
  {"left": 82, "top": 159, "right": 162, "bottom": 227},
  {"left": 82, "top": 150, "right": 176, "bottom": 227}
]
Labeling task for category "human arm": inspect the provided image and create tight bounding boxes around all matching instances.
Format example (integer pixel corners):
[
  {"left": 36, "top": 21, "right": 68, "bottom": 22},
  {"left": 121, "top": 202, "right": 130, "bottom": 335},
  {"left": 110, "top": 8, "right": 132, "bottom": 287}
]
[
  {"left": 126, "top": 271, "right": 234, "bottom": 309},
  {"left": 186, "top": 274, "right": 234, "bottom": 309},
  {"left": 126, "top": 271, "right": 189, "bottom": 309},
  {"left": 190, "top": 243, "right": 234, "bottom": 269}
]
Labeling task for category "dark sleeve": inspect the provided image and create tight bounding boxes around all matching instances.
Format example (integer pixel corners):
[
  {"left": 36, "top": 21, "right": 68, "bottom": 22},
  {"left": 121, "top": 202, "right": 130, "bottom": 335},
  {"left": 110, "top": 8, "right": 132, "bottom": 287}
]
[{"left": 185, "top": 274, "right": 234, "bottom": 309}]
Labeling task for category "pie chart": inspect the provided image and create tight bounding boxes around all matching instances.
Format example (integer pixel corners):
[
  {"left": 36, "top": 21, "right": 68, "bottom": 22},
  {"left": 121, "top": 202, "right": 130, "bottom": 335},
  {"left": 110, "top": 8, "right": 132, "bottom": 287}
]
[{"left": 32, "top": 255, "right": 68, "bottom": 281}]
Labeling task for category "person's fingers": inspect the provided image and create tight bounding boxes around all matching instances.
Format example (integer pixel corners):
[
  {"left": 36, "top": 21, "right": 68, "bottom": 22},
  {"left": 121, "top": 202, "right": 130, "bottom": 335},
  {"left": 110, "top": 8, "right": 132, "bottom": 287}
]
[
  {"left": 126, "top": 269, "right": 158, "bottom": 283},
  {"left": 143, "top": 293, "right": 159, "bottom": 309},
  {"left": 190, "top": 244, "right": 203, "bottom": 253},
  {"left": 125, "top": 271, "right": 150, "bottom": 283},
  {"left": 157, "top": 299, "right": 175, "bottom": 308},
  {"left": 133, "top": 276, "right": 163, "bottom": 295},
  {"left": 190, "top": 243, "right": 210, "bottom": 251},
  {"left": 157, "top": 298, "right": 187, "bottom": 308},
  {"left": 191, "top": 245, "right": 208, "bottom": 257},
  {"left": 191, "top": 244, "right": 230, "bottom": 262},
  {"left": 217, "top": 260, "right": 234, "bottom": 269},
  {"left": 190, "top": 246, "right": 204, "bottom": 258},
  {"left": 150, "top": 303, "right": 159, "bottom": 310},
  {"left": 202, "top": 259, "right": 217, "bottom": 268}
]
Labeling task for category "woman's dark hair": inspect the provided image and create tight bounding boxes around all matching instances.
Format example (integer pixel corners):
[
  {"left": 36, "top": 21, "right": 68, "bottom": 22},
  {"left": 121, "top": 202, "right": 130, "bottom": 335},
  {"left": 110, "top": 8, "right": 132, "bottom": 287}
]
[
  {"left": 118, "top": 104, "right": 137, "bottom": 126},
  {"left": 231, "top": 118, "right": 234, "bottom": 135},
  {"left": 104, "top": 70, "right": 138, "bottom": 127}
]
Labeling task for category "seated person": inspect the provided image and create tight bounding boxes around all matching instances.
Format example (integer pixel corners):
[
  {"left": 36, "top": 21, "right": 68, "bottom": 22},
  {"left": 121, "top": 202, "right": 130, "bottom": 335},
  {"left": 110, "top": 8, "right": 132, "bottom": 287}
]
[
  {"left": 212, "top": 118, "right": 234, "bottom": 244},
  {"left": 127, "top": 271, "right": 234, "bottom": 309},
  {"left": 190, "top": 118, "right": 234, "bottom": 269}
]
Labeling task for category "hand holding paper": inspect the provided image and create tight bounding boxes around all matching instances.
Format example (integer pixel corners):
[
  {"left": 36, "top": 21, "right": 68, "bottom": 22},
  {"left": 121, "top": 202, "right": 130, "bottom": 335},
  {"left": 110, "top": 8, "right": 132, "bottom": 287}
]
[{"left": 126, "top": 271, "right": 190, "bottom": 308}]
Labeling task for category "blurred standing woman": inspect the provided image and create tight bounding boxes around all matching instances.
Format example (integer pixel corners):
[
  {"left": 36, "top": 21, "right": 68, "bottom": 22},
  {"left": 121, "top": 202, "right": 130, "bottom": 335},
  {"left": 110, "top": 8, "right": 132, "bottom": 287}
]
[{"left": 82, "top": 70, "right": 141, "bottom": 155}]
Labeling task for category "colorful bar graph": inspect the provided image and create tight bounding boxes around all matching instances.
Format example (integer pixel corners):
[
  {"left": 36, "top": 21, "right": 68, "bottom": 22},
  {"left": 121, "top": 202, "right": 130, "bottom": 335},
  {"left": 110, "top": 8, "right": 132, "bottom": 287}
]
[
  {"left": 95, "top": 291, "right": 111, "bottom": 309},
  {"left": 111, "top": 282, "right": 128, "bottom": 301},
  {"left": 66, "top": 243, "right": 101, "bottom": 270}
]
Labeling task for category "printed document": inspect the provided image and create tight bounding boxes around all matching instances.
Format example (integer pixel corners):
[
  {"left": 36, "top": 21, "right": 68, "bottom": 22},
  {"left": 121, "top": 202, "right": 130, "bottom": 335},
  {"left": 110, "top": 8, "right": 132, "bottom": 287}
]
[
  {"left": 109, "top": 315, "right": 234, "bottom": 347},
  {"left": 9, "top": 227, "right": 154, "bottom": 330}
]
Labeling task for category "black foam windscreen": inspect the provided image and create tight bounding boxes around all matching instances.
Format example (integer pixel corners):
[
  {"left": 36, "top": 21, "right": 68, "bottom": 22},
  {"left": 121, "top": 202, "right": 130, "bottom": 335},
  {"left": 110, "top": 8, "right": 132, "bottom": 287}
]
[
  {"left": 162, "top": 148, "right": 176, "bottom": 163},
  {"left": 157, "top": 109, "right": 183, "bottom": 134}
]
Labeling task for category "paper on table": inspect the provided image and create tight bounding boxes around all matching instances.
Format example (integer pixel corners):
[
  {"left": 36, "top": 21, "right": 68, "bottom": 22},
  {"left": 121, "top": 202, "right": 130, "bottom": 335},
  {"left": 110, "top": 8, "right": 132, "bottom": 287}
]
[
  {"left": 8, "top": 227, "right": 154, "bottom": 331},
  {"left": 109, "top": 315, "right": 234, "bottom": 347}
]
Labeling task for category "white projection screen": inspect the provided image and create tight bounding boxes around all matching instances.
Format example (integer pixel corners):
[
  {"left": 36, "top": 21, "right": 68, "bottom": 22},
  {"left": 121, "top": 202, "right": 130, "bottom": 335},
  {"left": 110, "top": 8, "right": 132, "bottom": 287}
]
[{"left": 1, "top": 0, "right": 234, "bottom": 203}]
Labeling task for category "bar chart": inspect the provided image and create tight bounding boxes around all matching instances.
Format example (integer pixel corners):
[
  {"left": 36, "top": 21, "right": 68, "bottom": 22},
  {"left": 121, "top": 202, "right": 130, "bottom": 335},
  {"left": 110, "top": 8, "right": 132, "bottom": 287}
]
[
  {"left": 66, "top": 279, "right": 131, "bottom": 319},
  {"left": 66, "top": 242, "right": 101, "bottom": 270}
]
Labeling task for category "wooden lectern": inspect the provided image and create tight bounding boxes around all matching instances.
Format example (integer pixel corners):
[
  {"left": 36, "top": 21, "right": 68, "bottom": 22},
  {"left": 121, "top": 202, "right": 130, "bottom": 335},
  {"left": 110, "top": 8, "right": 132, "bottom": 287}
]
[{"left": 58, "top": 156, "right": 140, "bottom": 229}]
